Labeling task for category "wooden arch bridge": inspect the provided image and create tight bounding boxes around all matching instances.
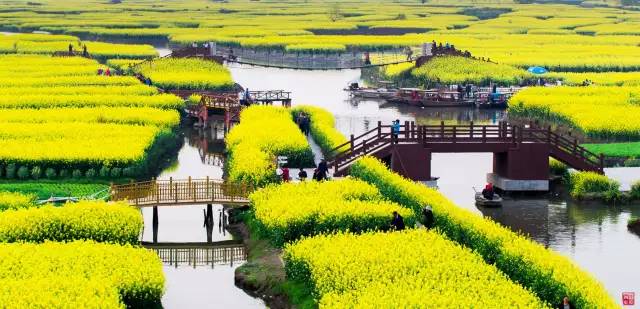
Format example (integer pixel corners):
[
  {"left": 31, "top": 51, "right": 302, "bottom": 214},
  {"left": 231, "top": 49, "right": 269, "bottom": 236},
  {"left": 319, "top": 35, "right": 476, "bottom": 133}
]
[
  {"left": 328, "top": 121, "right": 604, "bottom": 191},
  {"left": 110, "top": 177, "right": 252, "bottom": 207}
]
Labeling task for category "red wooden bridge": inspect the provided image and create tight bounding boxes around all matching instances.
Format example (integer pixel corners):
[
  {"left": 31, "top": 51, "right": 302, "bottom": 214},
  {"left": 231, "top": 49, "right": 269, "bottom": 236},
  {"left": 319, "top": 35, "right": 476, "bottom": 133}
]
[{"left": 328, "top": 121, "right": 604, "bottom": 191}]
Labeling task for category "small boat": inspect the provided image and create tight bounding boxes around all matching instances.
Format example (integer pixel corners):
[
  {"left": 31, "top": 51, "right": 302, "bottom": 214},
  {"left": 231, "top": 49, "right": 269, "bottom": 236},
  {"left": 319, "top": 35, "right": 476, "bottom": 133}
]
[{"left": 475, "top": 192, "right": 502, "bottom": 207}]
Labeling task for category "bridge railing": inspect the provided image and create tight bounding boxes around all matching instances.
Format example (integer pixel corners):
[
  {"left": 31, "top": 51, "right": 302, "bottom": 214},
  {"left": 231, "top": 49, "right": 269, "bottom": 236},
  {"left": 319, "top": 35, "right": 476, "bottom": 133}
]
[
  {"left": 329, "top": 121, "right": 604, "bottom": 173},
  {"left": 111, "top": 177, "right": 253, "bottom": 206}
]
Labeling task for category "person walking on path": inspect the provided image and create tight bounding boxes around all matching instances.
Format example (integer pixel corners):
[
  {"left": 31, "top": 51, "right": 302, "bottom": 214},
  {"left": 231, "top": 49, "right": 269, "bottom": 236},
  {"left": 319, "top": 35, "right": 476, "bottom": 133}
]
[
  {"left": 281, "top": 167, "right": 290, "bottom": 182},
  {"left": 316, "top": 159, "right": 328, "bottom": 180},
  {"left": 391, "top": 211, "right": 405, "bottom": 231},
  {"left": 298, "top": 168, "right": 307, "bottom": 181},
  {"left": 556, "top": 296, "right": 575, "bottom": 309},
  {"left": 68, "top": 43, "right": 73, "bottom": 55}
]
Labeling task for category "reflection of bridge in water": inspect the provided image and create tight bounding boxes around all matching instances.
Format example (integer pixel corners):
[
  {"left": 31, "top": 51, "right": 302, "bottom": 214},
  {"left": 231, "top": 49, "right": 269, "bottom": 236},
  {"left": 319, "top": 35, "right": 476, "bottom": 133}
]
[{"left": 142, "top": 241, "right": 246, "bottom": 267}]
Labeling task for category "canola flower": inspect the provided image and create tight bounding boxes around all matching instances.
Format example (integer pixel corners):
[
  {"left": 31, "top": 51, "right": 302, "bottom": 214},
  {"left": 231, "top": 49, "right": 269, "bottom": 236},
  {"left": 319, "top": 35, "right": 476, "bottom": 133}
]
[
  {"left": 0, "top": 241, "right": 165, "bottom": 307},
  {"left": 412, "top": 55, "right": 534, "bottom": 86},
  {"left": 226, "top": 105, "right": 314, "bottom": 186},
  {"left": 349, "top": 156, "right": 618, "bottom": 308},
  {"left": 250, "top": 179, "right": 414, "bottom": 246},
  {"left": 135, "top": 57, "right": 234, "bottom": 91},
  {"left": 284, "top": 230, "right": 550, "bottom": 308},
  {"left": 0, "top": 122, "right": 164, "bottom": 166},
  {"left": 0, "top": 93, "right": 184, "bottom": 109},
  {"left": 509, "top": 86, "right": 640, "bottom": 139},
  {"left": 0, "top": 201, "right": 143, "bottom": 245},
  {"left": 567, "top": 171, "right": 620, "bottom": 200},
  {"left": 291, "top": 106, "right": 348, "bottom": 155},
  {"left": 0, "top": 107, "right": 179, "bottom": 127},
  {"left": 0, "top": 192, "right": 36, "bottom": 211}
]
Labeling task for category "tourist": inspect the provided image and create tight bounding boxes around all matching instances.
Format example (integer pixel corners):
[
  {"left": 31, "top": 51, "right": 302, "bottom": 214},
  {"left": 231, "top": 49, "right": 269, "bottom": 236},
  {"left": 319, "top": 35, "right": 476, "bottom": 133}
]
[
  {"left": 482, "top": 183, "right": 494, "bottom": 200},
  {"left": 97, "top": 68, "right": 103, "bottom": 75},
  {"left": 391, "top": 211, "right": 405, "bottom": 231},
  {"left": 465, "top": 83, "right": 472, "bottom": 98},
  {"left": 302, "top": 115, "right": 311, "bottom": 136},
  {"left": 281, "top": 167, "right": 290, "bottom": 182},
  {"left": 422, "top": 206, "right": 434, "bottom": 229},
  {"left": 298, "top": 168, "right": 307, "bottom": 181},
  {"left": 364, "top": 51, "right": 371, "bottom": 65},
  {"left": 68, "top": 43, "right": 73, "bottom": 54},
  {"left": 82, "top": 44, "right": 88, "bottom": 57},
  {"left": 105, "top": 68, "right": 111, "bottom": 76},
  {"left": 145, "top": 77, "right": 153, "bottom": 86},
  {"left": 192, "top": 41, "right": 197, "bottom": 48},
  {"left": 392, "top": 119, "right": 400, "bottom": 144},
  {"left": 405, "top": 46, "right": 413, "bottom": 60},
  {"left": 557, "top": 296, "right": 575, "bottom": 309},
  {"left": 317, "top": 159, "right": 328, "bottom": 180}
]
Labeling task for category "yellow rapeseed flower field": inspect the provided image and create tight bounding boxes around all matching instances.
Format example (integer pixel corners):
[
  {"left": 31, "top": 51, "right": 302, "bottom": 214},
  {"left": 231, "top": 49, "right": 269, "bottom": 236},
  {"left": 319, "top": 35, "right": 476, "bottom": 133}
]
[{"left": 285, "top": 230, "right": 550, "bottom": 308}]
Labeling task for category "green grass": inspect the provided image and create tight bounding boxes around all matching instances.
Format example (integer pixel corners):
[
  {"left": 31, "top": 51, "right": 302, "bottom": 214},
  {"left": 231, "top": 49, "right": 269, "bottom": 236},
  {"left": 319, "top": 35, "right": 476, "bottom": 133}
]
[
  {"left": 582, "top": 142, "right": 640, "bottom": 158},
  {"left": 0, "top": 182, "right": 108, "bottom": 200}
]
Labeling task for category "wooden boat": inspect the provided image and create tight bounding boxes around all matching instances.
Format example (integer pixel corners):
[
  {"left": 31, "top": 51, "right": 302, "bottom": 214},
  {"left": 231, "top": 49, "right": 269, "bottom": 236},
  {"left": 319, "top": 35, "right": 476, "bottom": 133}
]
[
  {"left": 345, "top": 83, "right": 397, "bottom": 99},
  {"left": 475, "top": 192, "right": 502, "bottom": 207},
  {"left": 387, "top": 88, "right": 475, "bottom": 107}
]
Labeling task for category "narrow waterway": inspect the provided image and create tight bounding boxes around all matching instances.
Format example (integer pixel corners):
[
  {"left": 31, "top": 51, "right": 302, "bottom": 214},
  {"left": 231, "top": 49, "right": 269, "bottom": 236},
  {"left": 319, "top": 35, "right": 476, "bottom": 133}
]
[
  {"left": 142, "top": 126, "right": 264, "bottom": 308},
  {"left": 228, "top": 63, "right": 640, "bottom": 304}
]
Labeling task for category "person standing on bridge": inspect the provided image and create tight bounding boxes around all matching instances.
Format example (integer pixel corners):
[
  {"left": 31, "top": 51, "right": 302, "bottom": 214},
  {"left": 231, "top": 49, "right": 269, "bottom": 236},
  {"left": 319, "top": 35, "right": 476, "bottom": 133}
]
[{"left": 392, "top": 120, "right": 400, "bottom": 144}]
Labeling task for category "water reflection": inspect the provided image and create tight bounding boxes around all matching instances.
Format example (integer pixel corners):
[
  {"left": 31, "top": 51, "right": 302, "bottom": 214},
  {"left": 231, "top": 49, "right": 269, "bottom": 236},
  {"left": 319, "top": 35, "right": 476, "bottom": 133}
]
[{"left": 229, "top": 64, "right": 640, "bottom": 303}]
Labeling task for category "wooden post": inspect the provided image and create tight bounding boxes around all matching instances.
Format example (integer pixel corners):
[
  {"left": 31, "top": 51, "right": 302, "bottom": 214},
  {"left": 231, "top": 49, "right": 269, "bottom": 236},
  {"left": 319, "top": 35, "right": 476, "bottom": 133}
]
[
  {"left": 440, "top": 121, "right": 445, "bottom": 139},
  {"left": 512, "top": 126, "right": 517, "bottom": 145},
  {"left": 452, "top": 126, "right": 456, "bottom": 143},
  {"left": 573, "top": 138, "right": 578, "bottom": 154},
  {"left": 411, "top": 121, "right": 415, "bottom": 139},
  {"left": 547, "top": 126, "right": 551, "bottom": 143},
  {"left": 350, "top": 134, "right": 354, "bottom": 150},
  {"left": 363, "top": 140, "right": 367, "bottom": 154},
  {"left": 377, "top": 121, "right": 382, "bottom": 138},
  {"left": 470, "top": 121, "right": 474, "bottom": 138},
  {"left": 404, "top": 120, "right": 410, "bottom": 140},
  {"left": 599, "top": 153, "right": 604, "bottom": 171},
  {"left": 482, "top": 126, "right": 486, "bottom": 143},
  {"left": 174, "top": 183, "right": 178, "bottom": 203}
]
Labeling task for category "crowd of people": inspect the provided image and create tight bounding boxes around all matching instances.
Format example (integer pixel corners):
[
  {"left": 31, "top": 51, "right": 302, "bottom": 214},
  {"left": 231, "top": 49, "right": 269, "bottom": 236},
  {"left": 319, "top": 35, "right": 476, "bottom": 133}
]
[{"left": 279, "top": 159, "right": 329, "bottom": 183}]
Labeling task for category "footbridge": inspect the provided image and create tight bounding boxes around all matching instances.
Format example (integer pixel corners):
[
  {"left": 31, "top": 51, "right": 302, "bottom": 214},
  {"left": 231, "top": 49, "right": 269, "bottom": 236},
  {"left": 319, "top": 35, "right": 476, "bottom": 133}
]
[
  {"left": 110, "top": 177, "right": 252, "bottom": 207},
  {"left": 141, "top": 241, "right": 247, "bottom": 267},
  {"left": 328, "top": 122, "right": 604, "bottom": 191}
]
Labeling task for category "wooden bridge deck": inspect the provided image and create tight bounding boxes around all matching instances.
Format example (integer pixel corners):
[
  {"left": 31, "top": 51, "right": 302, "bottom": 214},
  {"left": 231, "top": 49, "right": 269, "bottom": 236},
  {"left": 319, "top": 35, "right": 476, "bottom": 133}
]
[
  {"left": 329, "top": 121, "right": 604, "bottom": 175},
  {"left": 111, "top": 178, "right": 252, "bottom": 207},
  {"left": 142, "top": 241, "right": 246, "bottom": 267}
]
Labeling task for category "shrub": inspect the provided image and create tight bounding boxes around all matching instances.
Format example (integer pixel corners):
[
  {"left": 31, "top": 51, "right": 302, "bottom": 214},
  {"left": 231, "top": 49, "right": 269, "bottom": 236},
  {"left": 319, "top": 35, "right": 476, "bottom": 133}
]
[
  {"left": 44, "top": 167, "right": 56, "bottom": 179},
  {"left": 99, "top": 166, "right": 111, "bottom": 178},
  {"left": 85, "top": 168, "right": 97, "bottom": 179},
  {"left": 17, "top": 166, "right": 30, "bottom": 180},
  {"left": 122, "top": 167, "right": 135, "bottom": 177},
  {"left": 250, "top": 179, "right": 415, "bottom": 246},
  {"left": 549, "top": 158, "right": 568, "bottom": 176},
  {"left": 5, "top": 164, "right": 16, "bottom": 179},
  {"left": 30, "top": 166, "right": 41, "bottom": 180},
  {"left": 350, "top": 156, "right": 616, "bottom": 308},
  {"left": 0, "top": 201, "right": 142, "bottom": 245},
  {"left": 0, "top": 192, "right": 36, "bottom": 211},
  {"left": 630, "top": 181, "right": 640, "bottom": 200},
  {"left": 567, "top": 171, "right": 620, "bottom": 200},
  {"left": 285, "top": 230, "right": 548, "bottom": 308},
  {"left": 72, "top": 169, "right": 83, "bottom": 179},
  {"left": 0, "top": 241, "right": 164, "bottom": 307},
  {"left": 58, "top": 169, "right": 69, "bottom": 178},
  {"left": 110, "top": 167, "right": 122, "bottom": 178}
]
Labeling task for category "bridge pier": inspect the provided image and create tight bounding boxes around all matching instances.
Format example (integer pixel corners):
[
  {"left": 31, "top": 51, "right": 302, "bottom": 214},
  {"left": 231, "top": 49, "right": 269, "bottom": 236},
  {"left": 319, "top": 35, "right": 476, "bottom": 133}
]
[
  {"left": 381, "top": 144, "right": 437, "bottom": 187},
  {"left": 490, "top": 143, "right": 550, "bottom": 191},
  {"left": 152, "top": 206, "right": 159, "bottom": 244}
]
